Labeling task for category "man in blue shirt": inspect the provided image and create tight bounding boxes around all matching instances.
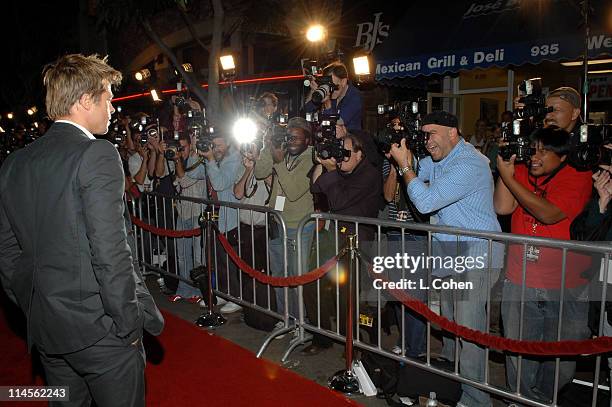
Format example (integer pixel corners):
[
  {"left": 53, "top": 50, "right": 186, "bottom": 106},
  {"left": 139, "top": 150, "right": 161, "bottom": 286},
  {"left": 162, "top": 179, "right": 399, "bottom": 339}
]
[
  {"left": 304, "top": 62, "right": 363, "bottom": 131},
  {"left": 390, "top": 111, "right": 501, "bottom": 407},
  {"left": 193, "top": 133, "right": 242, "bottom": 313}
]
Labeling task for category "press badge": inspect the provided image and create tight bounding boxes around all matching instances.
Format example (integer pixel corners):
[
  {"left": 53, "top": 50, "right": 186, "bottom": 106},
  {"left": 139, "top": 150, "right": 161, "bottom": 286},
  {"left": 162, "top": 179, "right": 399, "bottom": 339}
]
[
  {"left": 526, "top": 245, "right": 540, "bottom": 262},
  {"left": 274, "top": 195, "right": 286, "bottom": 211}
]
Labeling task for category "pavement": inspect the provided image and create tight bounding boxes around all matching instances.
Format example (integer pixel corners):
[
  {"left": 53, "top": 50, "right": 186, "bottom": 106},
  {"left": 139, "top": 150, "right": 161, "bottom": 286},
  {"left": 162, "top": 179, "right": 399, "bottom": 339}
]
[{"left": 146, "top": 275, "right": 516, "bottom": 407}]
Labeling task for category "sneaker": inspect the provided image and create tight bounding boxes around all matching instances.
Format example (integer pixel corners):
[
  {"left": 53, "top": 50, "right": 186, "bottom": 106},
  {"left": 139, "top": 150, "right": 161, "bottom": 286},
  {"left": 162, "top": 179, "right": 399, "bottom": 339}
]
[
  {"left": 220, "top": 302, "right": 242, "bottom": 313},
  {"left": 186, "top": 296, "right": 203, "bottom": 304},
  {"left": 168, "top": 294, "right": 183, "bottom": 303},
  {"left": 216, "top": 296, "right": 228, "bottom": 306},
  {"left": 391, "top": 345, "right": 402, "bottom": 355}
]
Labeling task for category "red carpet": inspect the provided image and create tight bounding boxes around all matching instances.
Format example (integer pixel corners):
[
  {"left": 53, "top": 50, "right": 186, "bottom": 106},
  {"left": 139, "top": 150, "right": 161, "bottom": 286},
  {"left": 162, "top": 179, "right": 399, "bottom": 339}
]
[{"left": 0, "top": 300, "right": 359, "bottom": 407}]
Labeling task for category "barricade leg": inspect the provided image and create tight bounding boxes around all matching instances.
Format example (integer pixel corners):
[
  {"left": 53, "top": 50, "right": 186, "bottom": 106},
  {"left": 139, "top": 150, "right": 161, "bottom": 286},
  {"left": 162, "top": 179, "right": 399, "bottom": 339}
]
[
  {"left": 195, "top": 209, "right": 226, "bottom": 328},
  {"left": 329, "top": 234, "right": 359, "bottom": 394}
]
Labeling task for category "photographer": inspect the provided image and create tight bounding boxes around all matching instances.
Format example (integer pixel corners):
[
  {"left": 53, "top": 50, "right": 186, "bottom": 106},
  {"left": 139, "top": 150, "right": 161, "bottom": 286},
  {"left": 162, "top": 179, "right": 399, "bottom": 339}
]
[
  {"left": 171, "top": 87, "right": 202, "bottom": 135},
  {"left": 304, "top": 62, "right": 363, "bottom": 131},
  {"left": 254, "top": 117, "right": 316, "bottom": 325},
  {"left": 161, "top": 134, "right": 208, "bottom": 304},
  {"left": 190, "top": 132, "right": 243, "bottom": 313},
  {"left": 389, "top": 111, "right": 502, "bottom": 407},
  {"left": 494, "top": 126, "right": 592, "bottom": 403},
  {"left": 302, "top": 133, "right": 383, "bottom": 354}
]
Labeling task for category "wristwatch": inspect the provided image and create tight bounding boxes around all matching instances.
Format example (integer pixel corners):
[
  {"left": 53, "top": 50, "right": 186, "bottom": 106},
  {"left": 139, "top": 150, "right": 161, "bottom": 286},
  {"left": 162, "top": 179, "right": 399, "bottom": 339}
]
[{"left": 398, "top": 165, "right": 413, "bottom": 176}]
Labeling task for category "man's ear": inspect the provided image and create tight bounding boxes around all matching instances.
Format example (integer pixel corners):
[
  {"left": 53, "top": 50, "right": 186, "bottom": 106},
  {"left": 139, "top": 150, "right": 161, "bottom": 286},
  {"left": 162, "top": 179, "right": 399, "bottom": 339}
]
[
  {"left": 571, "top": 107, "right": 581, "bottom": 122},
  {"left": 79, "top": 93, "right": 94, "bottom": 111}
]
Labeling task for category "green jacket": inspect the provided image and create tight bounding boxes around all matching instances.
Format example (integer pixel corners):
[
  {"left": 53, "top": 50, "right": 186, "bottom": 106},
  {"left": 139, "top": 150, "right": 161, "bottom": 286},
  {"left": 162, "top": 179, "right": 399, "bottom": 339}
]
[{"left": 254, "top": 146, "right": 315, "bottom": 228}]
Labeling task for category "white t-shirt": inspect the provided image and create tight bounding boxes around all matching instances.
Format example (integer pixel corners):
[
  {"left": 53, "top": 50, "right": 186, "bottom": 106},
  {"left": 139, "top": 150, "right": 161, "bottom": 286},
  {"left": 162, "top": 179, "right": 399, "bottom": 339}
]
[{"left": 128, "top": 153, "right": 151, "bottom": 192}]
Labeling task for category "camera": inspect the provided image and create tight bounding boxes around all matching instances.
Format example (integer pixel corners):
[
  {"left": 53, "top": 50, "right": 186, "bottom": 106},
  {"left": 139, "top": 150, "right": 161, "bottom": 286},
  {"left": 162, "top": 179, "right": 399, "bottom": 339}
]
[
  {"left": 163, "top": 137, "right": 184, "bottom": 160},
  {"left": 499, "top": 78, "right": 551, "bottom": 162},
  {"left": 376, "top": 101, "right": 429, "bottom": 158},
  {"left": 270, "top": 124, "right": 289, "bottom": 148},
  {"left": 513, "top": 78, "right": 552, "bottom": 121},
  {"left": 568, "top": 124, "right": 612, "bottom": 169},
  {"left": 308, "top": 113, "right": 351, "bottom": 162},
  {"left": 311, "top": 76, "right": 339, "bottom": 105},
  {"left": 301, "top": 58, "right": 340, "bottom": 106},
  {"left": 498, "top": 121, "right": 535, "bottom": 162}
]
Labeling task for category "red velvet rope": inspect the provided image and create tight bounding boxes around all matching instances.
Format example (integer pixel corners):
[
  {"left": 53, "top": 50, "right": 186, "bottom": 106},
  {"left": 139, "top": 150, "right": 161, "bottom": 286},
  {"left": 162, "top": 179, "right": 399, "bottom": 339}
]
[
  {"left": 130, "top": 215, "right": 202, "bottom": 238},
  {"left": 359, "top": 252, "right": 612, "bottom": 356},
  {"left": 216, "top": 232, "right": 342, "bottom": 287},
  {"left": 129, "top": 215, "right": 612, "bottom": 355}
]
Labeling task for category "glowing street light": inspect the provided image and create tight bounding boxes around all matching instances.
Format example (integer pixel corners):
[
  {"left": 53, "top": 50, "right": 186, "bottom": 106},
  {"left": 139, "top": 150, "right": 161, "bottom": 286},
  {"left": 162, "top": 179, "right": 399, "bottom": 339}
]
[
  {"left": 306, "top": 25, "right": 325, "bottom": 42},
  {"left": 7, "top": 113, "right": 14, "bottom": 120},
  {"left": 353, "top": 56, "right": 371, "bottom": 76},
  {"left": 27, "top": 106, "right": 38, "bottom": 116},
  {"left": 220, "top": 55, "right": 236, "bottom": 71},
  {"left": 134, "top": 69, "right": 151, "bottom": 81}
]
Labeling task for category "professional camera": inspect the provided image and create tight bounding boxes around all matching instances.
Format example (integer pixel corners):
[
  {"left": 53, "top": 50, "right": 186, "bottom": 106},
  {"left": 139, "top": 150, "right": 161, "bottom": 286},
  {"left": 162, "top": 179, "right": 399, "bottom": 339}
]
[
  {"left": 301, "top": 58, "right": 340, "bottom": 106},
  {"left": 163, "top": 136, "right": 184, "bottom": 160},
  {"left": 183, "top": 109, "right": 214, "bottom": 152},
  {"left": 270, "top": 123, "right": 289, "bottom": 149},
  {"left": 307, "top": 112, "right": 351, "bottom": 161},
  {"left": 568, "top": 124, "right": 612, "bottom": 169},
  {"left": 376, "top": 101, "right": 429, "bottom": 158},
  {"left": 498, "top": 120, "right": 535, "bottom": 162},
  {"left": 499, "top": 78, "right": 551, "bottom": 162},
  {"left": 513, "top": 78, "right": 552, "bottom": 120}
]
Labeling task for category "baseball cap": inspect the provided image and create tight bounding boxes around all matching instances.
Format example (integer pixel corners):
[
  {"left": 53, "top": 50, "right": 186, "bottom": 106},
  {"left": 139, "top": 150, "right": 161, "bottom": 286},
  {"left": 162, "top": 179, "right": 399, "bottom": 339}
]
[
  {"left": 422, "top": 111, "right": 459, "bottom": 128},
  {"left": 548, "top": 87, "right": 581, "bottom": 108}
]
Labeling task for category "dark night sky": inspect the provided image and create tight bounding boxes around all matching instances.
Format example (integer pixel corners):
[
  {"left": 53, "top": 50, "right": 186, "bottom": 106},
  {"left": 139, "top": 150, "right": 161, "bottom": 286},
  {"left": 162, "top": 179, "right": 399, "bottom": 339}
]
[{"left": 1, "top": 1, "right": 80, "bottom": 119}]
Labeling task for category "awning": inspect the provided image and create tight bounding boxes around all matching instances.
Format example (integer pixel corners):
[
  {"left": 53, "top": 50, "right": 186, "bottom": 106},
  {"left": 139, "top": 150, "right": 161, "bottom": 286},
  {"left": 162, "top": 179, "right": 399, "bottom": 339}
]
[{"left": 374, "top": 0, "right": 612, "bottom": 80}]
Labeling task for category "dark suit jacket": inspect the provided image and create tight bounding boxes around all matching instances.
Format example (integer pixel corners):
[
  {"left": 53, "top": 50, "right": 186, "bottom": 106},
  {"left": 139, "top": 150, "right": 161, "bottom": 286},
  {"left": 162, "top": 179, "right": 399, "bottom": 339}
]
[{"left": 0, "top": 122, "right": 161, "bottom": 354}]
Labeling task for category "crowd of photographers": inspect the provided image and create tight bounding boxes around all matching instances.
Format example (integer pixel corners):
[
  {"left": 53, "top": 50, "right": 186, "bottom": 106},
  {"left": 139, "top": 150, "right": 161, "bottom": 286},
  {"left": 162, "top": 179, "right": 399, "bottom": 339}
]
[{"left": 3, "top": 60, "right": 612, "bottom": 405}]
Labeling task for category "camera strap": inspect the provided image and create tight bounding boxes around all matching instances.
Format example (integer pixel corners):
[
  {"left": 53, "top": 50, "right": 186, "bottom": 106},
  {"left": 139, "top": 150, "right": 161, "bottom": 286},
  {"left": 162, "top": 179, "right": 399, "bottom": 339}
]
[{"left": 184, "top": 157, "right": 205, "bottom": 173}]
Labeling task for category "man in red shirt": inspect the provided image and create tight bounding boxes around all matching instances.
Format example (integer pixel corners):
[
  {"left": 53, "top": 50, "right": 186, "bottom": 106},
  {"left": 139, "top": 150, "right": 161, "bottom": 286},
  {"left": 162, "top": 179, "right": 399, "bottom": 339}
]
[{"left": 494, "top": 126, "right": 592, "bottom": 403}]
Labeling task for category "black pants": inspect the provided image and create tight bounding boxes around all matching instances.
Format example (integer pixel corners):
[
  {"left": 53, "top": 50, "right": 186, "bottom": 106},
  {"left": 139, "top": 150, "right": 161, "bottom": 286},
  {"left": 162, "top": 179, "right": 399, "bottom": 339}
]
[{"left": 38, "top": 331, "right": 145, "bottom": 407}]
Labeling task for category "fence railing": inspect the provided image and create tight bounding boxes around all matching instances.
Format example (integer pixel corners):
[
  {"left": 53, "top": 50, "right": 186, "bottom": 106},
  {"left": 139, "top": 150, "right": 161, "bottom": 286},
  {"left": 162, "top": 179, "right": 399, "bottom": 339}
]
[{"left": 128, "top": 192, "right": 612, "bottom": 407}]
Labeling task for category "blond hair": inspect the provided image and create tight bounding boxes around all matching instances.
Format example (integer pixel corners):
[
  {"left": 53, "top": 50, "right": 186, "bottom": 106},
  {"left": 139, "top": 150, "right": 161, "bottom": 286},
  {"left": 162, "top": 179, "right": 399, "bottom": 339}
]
[{"left": 43, "top": 54, "right": 122, "bottom": 120}]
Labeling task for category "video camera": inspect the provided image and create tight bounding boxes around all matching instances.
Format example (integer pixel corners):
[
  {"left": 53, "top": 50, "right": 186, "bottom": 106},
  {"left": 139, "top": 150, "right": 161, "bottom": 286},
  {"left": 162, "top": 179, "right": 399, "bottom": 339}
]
[
  {"left": 569, "top": 124, "right": 612, "bottom": 169},
  {"left": 301, "top": 58, "right": 339, "bottom": 106},
  {"left": 499, "top": 78, "right": 551, "bottom": 162},
  {"left": 376, "top": 101, "right": 429, "bottom": 158},
  {"left": 306, "top": 112, "right": 351, "bottom": 161}
]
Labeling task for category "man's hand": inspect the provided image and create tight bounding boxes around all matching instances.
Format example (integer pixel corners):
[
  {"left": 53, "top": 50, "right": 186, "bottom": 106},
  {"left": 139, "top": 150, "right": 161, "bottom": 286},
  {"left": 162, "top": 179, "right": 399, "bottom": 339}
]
[
  {"left": 137, "top": 145, "right": 149, "bottom": 160},
  {"left": 496, "top": 154, "right": 517, "bottom": 180},
  {"left": 389, "top": 138, "right": 412, "bottom": 169},
  {"left": 594, "top": 165, "right": 612, "bottom": 213},
  {"left": 199, "top": 148, "right": 215, "bottom": 161},
  {"left": 242, "top": 154, "right": 255, "bottom": 169},
  {"left": 316, "top": 156, "right": 338, "bottom": 172}
]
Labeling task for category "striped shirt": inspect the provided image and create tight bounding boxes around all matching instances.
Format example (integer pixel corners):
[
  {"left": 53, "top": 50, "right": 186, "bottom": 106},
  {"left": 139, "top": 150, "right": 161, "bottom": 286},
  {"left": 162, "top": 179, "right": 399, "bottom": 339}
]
[{"left": 382, "top": 159, "right": 414, "bottom": 223}]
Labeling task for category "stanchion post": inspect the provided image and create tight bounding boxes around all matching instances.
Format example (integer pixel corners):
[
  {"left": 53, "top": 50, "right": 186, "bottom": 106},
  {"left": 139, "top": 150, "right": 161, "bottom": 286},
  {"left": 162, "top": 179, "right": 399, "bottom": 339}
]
[
  {"left": 195, "top": 208, "right": 227, "bottom": 328},
  {"left": 329, "top": 234, "right": 360, "bottom": 394}
]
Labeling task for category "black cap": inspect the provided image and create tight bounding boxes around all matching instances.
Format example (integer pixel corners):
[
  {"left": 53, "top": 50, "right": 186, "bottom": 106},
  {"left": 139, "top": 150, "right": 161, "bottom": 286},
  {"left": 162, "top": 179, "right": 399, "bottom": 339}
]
[{"left": 422, "top": 111, "right": 459, "bottom": 128}]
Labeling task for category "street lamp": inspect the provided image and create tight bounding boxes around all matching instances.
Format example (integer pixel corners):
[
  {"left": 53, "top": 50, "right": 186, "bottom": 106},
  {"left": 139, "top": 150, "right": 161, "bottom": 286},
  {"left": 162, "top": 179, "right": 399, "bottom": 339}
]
[
  {"left": 7, "top": 113, "right": 14, "bottom": 120},
  {"left": 134, "top": 69, "right": 151, "bottom": 81},
  {"left": 306, "top": 25, "right": 325, "bottom": 42},
  {"left": 220, "top": 54, "right": 236, "bottom": 78},
  {"left": 353, "top": 56, "right": 370, "bottom": 76}
]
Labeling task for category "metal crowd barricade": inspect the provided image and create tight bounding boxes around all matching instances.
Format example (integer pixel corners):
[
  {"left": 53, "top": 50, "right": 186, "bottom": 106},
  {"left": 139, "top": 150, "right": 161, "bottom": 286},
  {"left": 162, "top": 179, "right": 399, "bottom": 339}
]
[
  {"left": 127, "top": 192, "right": 296, "bottom": 340},
  {"left": 292, "top": 212, "right": 612, "bottom": 407}
]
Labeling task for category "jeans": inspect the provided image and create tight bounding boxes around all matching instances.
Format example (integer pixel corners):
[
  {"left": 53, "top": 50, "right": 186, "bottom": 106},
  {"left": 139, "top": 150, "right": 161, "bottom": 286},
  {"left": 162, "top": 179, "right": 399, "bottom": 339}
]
[
  {"left": 175, "top": 216, "right": 202, "bottom": 298},
  {"left": 501, "top": 280, "right": 590, "bottom": 404},
  {"left": 387, "top": 232, "right": 427, "bottom": 358},
  {"left": 440, "top": 269, "right": 501, "bottom": 407},
  {"left": 269, "top": 223, "right": 314, "bottom": 320}
]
